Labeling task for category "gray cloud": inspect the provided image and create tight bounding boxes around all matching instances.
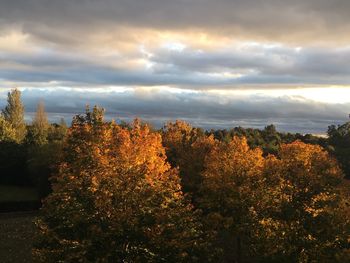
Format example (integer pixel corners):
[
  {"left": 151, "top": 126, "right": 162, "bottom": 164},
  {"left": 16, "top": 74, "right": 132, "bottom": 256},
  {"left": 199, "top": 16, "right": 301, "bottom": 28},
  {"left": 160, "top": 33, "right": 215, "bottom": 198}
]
[
  {"left": 0, "top": 88, "right": 347, "bottom": 134},
  {"left": 1, "top": 0, "right": 349, "bottom": 134},
  {"left": 1, "top": 0, "right": 350, "bottom": 43},
  {"left": 3, "top": 43, "right": 350, "bottom": 87}
]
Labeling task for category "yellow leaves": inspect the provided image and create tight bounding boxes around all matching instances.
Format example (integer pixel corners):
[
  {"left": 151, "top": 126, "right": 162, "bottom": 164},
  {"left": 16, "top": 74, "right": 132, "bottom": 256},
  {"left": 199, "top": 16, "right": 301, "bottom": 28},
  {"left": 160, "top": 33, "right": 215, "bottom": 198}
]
[{"left": 203, "top": 136, "right": 264, "bottom": 184}]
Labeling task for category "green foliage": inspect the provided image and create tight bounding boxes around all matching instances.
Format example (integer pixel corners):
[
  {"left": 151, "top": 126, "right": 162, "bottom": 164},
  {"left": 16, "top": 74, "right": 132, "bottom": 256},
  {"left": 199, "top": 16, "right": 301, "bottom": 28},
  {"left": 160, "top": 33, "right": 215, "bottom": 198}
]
[
  {"left": 2, "top": 88, "right": 26, "bottom": 143},
  {"left": 328, "top": 122, "right": 350, "bottom": 178},
  {"left": 207, "top": 124, "right": 324, "bottom": 156}
]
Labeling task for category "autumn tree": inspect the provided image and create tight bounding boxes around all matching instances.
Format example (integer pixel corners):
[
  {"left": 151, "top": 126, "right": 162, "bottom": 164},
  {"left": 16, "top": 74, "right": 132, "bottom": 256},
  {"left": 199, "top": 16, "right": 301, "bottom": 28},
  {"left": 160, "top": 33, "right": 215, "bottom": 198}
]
[
  {"left": 256, "top": 141, "right": 350, "bottom": 262},
  {"left": 2, "top": 88, "right": 26, "bottom": 142},
  {"left": 197, "top": 138, "right": 350, "bottom": 262},
  {"left": 198, "top": 136, "right": 265, "bottom": 262},
  {"left": 162, "top": 120, "right": 214, "bottom": 200},
  {"left": 34, "top": 107, "right": 202, "bottom": 262}
]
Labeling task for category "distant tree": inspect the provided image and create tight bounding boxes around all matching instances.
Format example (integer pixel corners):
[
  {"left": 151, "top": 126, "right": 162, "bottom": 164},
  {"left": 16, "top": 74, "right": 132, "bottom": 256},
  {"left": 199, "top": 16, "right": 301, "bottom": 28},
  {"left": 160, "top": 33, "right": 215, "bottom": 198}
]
[
  {"left": 28, "top": 101, "right": 49, "bottom": 145},
  {"left": 27, "top": 116, "right": 68, "bottom": 198},
  {"left": 34, "top": 107, "right": 202, "bottom": 262},
  {"left": 261, "top": 124, "right": 281, "bottom": 154},
  {"left": 47, "top": 118, "right": 68, "bottom": 143},
  {"left": 328, "top": 122, "right": 350, "bottom": 178},
  {"left": 2, "top": 88, "right": 26, "bottom": 143}
]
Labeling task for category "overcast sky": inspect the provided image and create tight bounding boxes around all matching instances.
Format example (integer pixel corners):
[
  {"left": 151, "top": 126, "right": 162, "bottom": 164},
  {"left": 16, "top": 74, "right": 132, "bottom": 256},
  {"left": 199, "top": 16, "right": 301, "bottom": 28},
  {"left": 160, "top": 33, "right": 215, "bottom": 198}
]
[{"left": 1, "top": 0, "right": 349, "bottom": 133}]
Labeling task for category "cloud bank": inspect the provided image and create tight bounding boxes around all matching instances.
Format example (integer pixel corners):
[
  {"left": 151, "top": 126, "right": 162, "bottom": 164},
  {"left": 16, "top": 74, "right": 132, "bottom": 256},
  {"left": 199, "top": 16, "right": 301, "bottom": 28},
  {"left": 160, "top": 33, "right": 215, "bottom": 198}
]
[
  {"left": 0, "top": 88, "right": 347, "bottom": 134},
  {"left": 0, "top": 0, "right": 349, "bottom": 133}
]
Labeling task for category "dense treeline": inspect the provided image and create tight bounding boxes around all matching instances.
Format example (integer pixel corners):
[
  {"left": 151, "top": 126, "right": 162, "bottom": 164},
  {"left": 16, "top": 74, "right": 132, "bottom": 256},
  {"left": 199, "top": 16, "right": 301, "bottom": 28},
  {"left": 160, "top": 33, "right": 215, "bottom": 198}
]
[
  {"left": 207, "top": 124, "right": 327, "bottom": 156},
  {"left": 1, "top": 89, "right": 350, "bottom": 262}
]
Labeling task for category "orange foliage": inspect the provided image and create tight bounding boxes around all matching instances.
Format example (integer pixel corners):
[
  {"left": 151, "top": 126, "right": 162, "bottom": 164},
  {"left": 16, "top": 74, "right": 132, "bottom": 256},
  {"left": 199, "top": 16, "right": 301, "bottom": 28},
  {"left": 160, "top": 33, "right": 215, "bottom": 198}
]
[
  {"left": 34, "top": 108, "right": 202, "bottom": 262},
  {"left": 162, "top": 120, "right": 216, "bottom": 199}
]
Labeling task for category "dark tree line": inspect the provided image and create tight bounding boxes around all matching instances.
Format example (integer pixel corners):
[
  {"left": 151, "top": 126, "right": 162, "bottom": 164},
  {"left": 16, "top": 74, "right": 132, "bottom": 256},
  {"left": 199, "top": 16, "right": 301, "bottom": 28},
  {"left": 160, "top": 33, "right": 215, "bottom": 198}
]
[{"left": 0, "top": 89, "right": 67, "bottom": 197}]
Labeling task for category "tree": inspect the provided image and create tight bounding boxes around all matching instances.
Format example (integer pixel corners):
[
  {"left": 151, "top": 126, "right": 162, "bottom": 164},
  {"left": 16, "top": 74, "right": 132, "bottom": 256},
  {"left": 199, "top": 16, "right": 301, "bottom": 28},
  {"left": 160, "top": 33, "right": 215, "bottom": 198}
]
[
  {"left": 2, "top": 88, "right": 26, "bottom": 143},
  {"left": 34, "top": 107, "right": 202, "bottom": 262},
  {"left": 197, "top": 138, "right": 349, "bottom": 262},
  {"left": 162, "top": 120, "right": 213, "bottom": 199},
  {"left": 328, "top": 122, "right": 350, "bottom": 178},
  {"left": 28, "top": 101, "right": 49, "bottom": 145},
  {"left": 0, "top": 89, "right": 28, "bottom": 184},
  {"left": 198, "top": 136, "right": 265, "bottom": 262},
  {"left": 0, "top": 115, "right": 16, "bottom": 142},
  {"left": 257, "top": 141, "right": 350, "bottom": 262}
]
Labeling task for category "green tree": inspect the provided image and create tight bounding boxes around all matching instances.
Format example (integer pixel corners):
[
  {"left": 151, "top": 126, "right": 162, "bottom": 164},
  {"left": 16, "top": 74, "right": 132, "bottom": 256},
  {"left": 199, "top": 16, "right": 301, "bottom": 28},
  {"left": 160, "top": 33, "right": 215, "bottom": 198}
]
[
  {"left": 2, "top": 88, "right": 26, "bottom": 143},
  {"left": 328, "top": 121, "right": 350, "bottom": 178}
]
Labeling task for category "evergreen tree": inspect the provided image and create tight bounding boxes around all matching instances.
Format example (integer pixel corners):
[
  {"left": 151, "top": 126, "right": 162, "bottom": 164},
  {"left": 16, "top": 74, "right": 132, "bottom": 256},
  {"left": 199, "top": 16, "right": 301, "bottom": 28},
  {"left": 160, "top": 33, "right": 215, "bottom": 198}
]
[{"left": 2, "top": 88, "right": 26, "bottom": 143}]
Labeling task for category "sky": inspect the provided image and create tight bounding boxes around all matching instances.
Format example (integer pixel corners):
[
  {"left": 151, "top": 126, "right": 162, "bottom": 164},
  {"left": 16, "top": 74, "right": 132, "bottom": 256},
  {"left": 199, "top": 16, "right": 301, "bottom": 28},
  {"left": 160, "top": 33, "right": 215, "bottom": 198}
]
[{"left": 1, "top": 0, "right": 350, "bottom": 134}]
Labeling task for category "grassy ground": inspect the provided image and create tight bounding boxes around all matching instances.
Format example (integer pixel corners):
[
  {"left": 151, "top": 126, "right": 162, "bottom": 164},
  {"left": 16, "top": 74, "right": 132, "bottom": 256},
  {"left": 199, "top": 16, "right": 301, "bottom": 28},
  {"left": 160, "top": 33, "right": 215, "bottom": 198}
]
[
  {"left": 0, "top": 185, "right": 38, "bottom": 202},
  {"left": 0, "top": 212, "right": 38, "bottom": 263},
  {"left": 0, "top": 185, "right": 39, "bottom": 262}
]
